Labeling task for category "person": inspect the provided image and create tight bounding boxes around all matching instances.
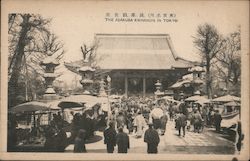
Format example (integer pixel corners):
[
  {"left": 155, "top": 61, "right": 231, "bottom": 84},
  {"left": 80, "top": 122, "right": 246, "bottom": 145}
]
[
  {"left": 116, "top": 127, "right": 130, "bottom": 153},
  {"left": 176, "top": 112, "right": 187, "bottom": 137},
  {"left": 179, "top": 102, "right": 188, "bottom": 116},
  {"left": 200, "top": 106, "right": 206, "bottom": 124},
  {"left": 144, "top": 123, "right": 160, "bottom": 153},
  {"left": 169, "top": 103, "right": 174, "bottom": 121},
  {"left": 236, "top": 121, "right": 244, "bottom": 153},
  {"left": 74, "top": 129, "right": 87, "bottom": 153},
  {"left": 44, "top": 125, "right": 57, "bottom": 152},
  {"left": 207, "top": 107, "right": 214, "bottom": 127},
  {"left": 54, "top": 126, "right": 68, "bottom": 152},
  {"left": 213, "top": 110, "right": 222, "bottom": 132},
  {"left": 116, "top": 111, "right": 126, "bottom": 129},
  {"left": 193, "top": 109, "right": 203, "bottom": 133},
  {"left": 126, "top": 111, "right": 134, "bottom": 134},
  {"left": 150, "top": 105, "right": 163, "bottom": 133},
  {"left": 134, "top": 111, "right": 147, "bottom": 138},
  {"left": 104, "top": 122, "right": 117, "bottom": 153},
  {"left": 160, "top": 112, "right": 168, "bottom": 135}
]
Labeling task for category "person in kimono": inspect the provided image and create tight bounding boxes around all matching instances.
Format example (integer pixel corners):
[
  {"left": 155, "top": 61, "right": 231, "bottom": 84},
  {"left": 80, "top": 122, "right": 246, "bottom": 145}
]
[
  {"left": 193, "top": 109, "right": 203, "bottom": 133},
  {"left": 160, "top": 112, "right": 168, "bottom": 135},
  {"left": 74, "top": 129, "right": 87, "bottom": 153},
  {"left": 149, "top": 105, "right": 163, "bottom": 133},
  {"left": 104, "top": 122, "right": 117, "bottom": 153},
  {"left": 116, "top": 127, "right": 130, "bottom": 153},
  {"left": 116, "top": 111, "right": 126, "bottom": 129},
  {"left": 214, "top": 110, "right": 222, "bottom": 132},
  {"left": 176, "top": 112, "right": 187, "bottom": 137},
  {"left": 134, "top": 111, "right": 146, "bottom": 138},
  {"left": 144, "top": 123, "right": 160, "bottom": 153}
]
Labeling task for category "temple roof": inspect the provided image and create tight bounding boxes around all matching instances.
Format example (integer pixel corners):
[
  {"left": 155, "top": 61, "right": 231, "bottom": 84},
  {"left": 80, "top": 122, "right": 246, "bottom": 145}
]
[
  {"left": 94, "top": 34, "right": 193, "bottom": 70},
  {"left": 65, "top": 34, "right": 194, "bottom": 73}
]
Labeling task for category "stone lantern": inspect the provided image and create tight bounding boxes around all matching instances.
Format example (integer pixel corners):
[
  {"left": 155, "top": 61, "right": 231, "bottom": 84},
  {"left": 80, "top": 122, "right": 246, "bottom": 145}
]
[
  {"left": 40, "top": 55, "right": 60, "bottom": 100},
  {"left": 189, "top": 66, "right": 205, "bottom": 95},
  {"left": 78, "top": 66, "right": 95, "bottom": 94},
  {"left": 154, "top": 80, "right": 164, "bottom": 97}
]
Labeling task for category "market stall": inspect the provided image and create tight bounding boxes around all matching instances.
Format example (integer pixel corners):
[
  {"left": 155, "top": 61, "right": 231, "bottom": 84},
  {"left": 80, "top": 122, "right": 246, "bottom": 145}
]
[{"left": 8, "top": 101, "right": 51, "bottom": 152}]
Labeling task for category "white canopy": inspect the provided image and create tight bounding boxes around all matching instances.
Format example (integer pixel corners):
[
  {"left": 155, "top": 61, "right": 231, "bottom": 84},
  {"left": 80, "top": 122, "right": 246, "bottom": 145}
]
[
  {"left": 212, "top": 94, "right": 240, "bottom": 102},
  {"left": 185, "top": 95, "right": 208, "bottom": 102}
]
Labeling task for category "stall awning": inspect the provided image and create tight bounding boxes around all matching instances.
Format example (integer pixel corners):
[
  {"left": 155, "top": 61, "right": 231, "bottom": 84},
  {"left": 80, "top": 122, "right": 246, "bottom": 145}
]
[{"left": 212, "top": 94, "right": 241, "bottom": 102}]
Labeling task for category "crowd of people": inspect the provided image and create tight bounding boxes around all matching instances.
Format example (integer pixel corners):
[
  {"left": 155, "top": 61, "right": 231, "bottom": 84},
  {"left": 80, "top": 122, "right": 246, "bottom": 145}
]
[
  {"left": 8, "top": 95, "right": 226, "bottom": 153},
  {"left": 72, "top": 96, "right": 224, "bottom": 153}
]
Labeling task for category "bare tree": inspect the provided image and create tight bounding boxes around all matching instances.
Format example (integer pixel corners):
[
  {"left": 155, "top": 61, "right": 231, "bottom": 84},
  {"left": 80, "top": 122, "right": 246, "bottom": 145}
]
[
  {"left": 8, "top": 14, "right": 64, "bottom": 107},
  {"left": 80, "top": 42, "right": 98, "bottom": 65},
  {"left": 193, "top": 23, "right": 225, "bottom": 98},
  {"left": 215, "top": 29, "right": 241, "bottom": 95}
]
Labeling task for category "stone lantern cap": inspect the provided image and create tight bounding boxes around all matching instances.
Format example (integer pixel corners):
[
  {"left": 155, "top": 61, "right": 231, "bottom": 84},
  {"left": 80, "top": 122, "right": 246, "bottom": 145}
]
[
  {"left": 194, "top": 90, "right": 201, "bottom": 95},
  {"left": 40, "top": 56, "right": 60, "bottom": 66},
  {"left": 155, "top": 80, "right": 162, "bottom": 86},
  {"left": 45, "top": 87, "right": 56, "bottom": 94},
  {"left": 80, "top": 79, "right": 94, "bottom": 84},
  {"left": 189, "top": 66, "right": 205, "bottom": 72},
  {"left": 43, "top": 73, "right": 58, "bottom": 78},
  {"left": 78, "top": 66, "right": 96, "bottom": 72}
]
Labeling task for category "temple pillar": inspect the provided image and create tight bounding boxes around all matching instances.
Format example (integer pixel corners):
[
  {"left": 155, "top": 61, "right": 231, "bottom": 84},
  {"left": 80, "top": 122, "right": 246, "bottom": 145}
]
[
  {"left": 143, "top": 76, "right": 146, "bottom": 97},
  {"left": 125, "top": 74, "right": 128, "bottom": 98}
]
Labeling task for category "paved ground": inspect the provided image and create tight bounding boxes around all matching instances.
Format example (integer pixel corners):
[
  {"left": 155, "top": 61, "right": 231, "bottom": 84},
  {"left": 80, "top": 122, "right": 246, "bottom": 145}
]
[{"left": 65, "top": 120, "right": 235, "bottom": 154}]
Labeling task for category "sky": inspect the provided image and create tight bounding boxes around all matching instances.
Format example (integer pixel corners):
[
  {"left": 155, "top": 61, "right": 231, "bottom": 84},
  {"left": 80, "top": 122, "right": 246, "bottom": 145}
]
[{"left": 3, "top": 0, "right": 249, "bottom": 87}]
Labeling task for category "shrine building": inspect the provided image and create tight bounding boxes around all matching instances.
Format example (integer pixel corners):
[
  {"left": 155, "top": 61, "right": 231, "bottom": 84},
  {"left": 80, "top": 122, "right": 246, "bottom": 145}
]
[{"left": 65, "top": 34, "right": 195, "bottom": 97}]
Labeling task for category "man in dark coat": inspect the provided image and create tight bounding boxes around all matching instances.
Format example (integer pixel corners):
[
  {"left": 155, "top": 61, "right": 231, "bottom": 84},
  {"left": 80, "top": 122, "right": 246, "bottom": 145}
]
[
  {"left": 74, "top": 129, "right": 87, "bottom": 153},
  {"left": 116, "top": 127, "right": 130, "bottom": 153},
  {"left": 55, "top": 127, "right": 68, "bottom": 152},
  {"left": 104, "top": 122, "right": 117, "bottom": 153},
  {"left": 144, "top": 123, "right": 160, "bottom": 153},
  {"left": 214, "top": 110, "right": 222, "bottom": 132}
]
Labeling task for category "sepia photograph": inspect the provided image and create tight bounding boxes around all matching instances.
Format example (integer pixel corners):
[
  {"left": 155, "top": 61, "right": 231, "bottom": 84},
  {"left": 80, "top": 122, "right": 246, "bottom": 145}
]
[{"left": 1, "top": 0, "right": 249, "bottom": 160}]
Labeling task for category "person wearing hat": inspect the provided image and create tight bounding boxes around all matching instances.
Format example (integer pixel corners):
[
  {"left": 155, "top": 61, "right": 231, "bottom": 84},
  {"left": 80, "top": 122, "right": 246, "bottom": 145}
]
[
  {"left": 144, "top": 123, "right": 160, "bottom": 153},
  {"left": 104, "top": 122, "right": 117, "bottom": 153},
  {"left": 116, "top": 127, "right": 130, "bottom": 153}
]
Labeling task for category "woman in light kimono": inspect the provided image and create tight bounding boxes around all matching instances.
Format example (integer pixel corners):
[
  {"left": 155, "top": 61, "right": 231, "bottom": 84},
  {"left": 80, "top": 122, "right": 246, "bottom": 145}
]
[{"left": 134, "top": 111, "right": 146, "bottom": 138}]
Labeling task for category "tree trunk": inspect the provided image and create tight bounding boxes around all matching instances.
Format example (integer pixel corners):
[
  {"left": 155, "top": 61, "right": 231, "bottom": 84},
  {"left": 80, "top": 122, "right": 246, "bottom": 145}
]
[
  {"left": 206, "top": 59, "right": 212, "bottom": 99},
  {"left": 8, "top": 15, "right": 31, "bottom": 108}
]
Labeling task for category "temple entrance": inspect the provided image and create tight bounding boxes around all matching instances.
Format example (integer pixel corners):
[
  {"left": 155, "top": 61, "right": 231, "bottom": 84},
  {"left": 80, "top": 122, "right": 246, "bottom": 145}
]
[
  {"left": 109, "top": 69, "right": 188, "bottom": 97},
  {"left": 128, "top": 77, "right": 143, "bottom": 96}
]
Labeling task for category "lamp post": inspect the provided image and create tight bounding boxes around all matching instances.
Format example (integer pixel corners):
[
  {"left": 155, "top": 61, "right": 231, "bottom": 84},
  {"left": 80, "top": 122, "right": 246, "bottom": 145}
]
[
  {"left": 107, "top": 75, "right": 111, "bottom": 95},
  {"left": 106, "top": 75, "right": 112, "bottom": 126}
]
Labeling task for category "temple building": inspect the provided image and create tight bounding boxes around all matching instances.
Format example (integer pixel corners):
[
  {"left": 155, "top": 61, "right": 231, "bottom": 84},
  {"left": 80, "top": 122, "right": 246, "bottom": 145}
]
[{"left": 65, "top": 34, "right": 195, "bottom": 97}]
